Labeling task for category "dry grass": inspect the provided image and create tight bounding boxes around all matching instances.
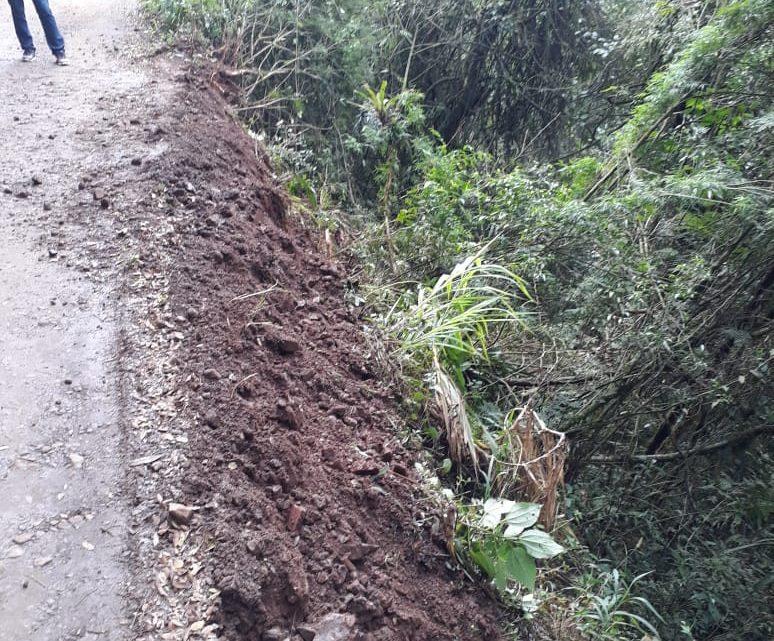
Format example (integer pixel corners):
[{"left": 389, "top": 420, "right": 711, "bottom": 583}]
[
  {"left": 430, "top": 361, "right": 567, "bottom": 528},
  {"left": 495, "top": 406, "right": 567, "bottom": 529},
  {"left": 432, "top": 358, "right": 480, "bottom": 472}
]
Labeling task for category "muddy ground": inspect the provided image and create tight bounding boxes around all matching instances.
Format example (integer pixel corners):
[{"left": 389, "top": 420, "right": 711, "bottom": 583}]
[{"left": 1, "top": 2, "right": 504, "bottom": 640}]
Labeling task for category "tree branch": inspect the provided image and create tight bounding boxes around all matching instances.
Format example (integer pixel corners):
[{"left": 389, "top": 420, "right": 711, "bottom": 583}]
[{"left": 590, "top": 425, "right": 773, "bottom": 464}]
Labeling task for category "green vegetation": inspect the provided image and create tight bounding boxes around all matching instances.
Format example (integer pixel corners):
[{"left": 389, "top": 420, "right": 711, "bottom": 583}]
[
  {"left": 460, "top": 499, "right": 564, "bottom": 594},
  {"left": 144, "top": 1, "right": 774, "bottom": 639}
]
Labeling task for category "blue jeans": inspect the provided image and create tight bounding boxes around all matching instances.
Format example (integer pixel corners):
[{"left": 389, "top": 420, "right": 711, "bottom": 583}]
[{"left": 7, "top": 0, "right": 65, "bottom": 55}]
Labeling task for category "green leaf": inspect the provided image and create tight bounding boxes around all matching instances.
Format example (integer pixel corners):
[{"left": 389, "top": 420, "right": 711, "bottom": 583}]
[
  {"left": 517, "top": 529, "right": 565, "bottom": 559},
  {"left": 493, "top": 545, "right": 510, "bottom": 592},
  {"left": 505, "top": 545, "right": 536, "bottom": 591},
  {"left": 469, "top": 541, "right": 496, "bottom": 579},
  {"left": 479, "top": 498, "right": 516, "bottom": 529},
  {"left": 502, "top": 503, "right": 541, "bottom": 538}
]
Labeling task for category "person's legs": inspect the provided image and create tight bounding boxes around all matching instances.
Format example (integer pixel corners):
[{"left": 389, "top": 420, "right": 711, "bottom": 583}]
[
  {"left": 7, "top": 0, "right": 36, "bottom": 54},
  {"left": 30, "top": 0, "right": 65, "bottom": 55}
]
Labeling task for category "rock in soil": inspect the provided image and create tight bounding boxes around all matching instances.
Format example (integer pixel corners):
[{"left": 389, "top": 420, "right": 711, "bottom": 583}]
[
  {"left": 296, "top": 624, "right": 317, "bottom": 641},
  {"left": 314, "top": 613, "right": 356, "bottom": 641},
  {"left": 262, "top": 628, "right": 288, "bottom": 641},
  {"left": 168, "top": 502, "right": 195, "bottom": 525},
  {"left": 287, "top": 504, "right": 304, "bottom": 532}
]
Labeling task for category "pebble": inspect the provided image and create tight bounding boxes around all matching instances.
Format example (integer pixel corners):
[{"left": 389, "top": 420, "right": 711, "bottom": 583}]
[
  {"left": 296, "top": 624, "right": 316, "bottom": 641},
  {"left": 262, "top": 628, "right": 287, "bottom": 641},
  {"left": 69, "top": 453, "right": 85, "bottom": 469},
  {"left": 314, "top": 613, "right": 356, "bottom": 641},
  {"left": 168, "top": 502, "right": 195, "bottom": 525},
  {"left": 328, "top": 405, "right": 348, "bottom": 419},
  {"left": 13, "top": 532, "right": 34, "bottom": 545},
  {"left": 204, "top": 410, "right": 221, "bottom": 429},
  {"left": 287, "top": 504, "right": 304, "bottom": 532}
]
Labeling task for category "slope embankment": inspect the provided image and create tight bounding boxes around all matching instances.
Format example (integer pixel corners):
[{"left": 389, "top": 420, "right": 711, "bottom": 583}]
[{"left": 156, "top": 76, "right": 504, "bottom": 641}]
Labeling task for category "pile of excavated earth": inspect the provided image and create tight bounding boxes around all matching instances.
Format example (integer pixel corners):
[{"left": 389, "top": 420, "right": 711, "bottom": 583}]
[{"left": 152, "top": 77, "right": 503, "bottom": 641}]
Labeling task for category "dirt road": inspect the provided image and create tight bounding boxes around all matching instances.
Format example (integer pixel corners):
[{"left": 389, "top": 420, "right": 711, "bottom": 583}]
[{"left": 0, "top": 2, "right": 154, "bottom": 638}]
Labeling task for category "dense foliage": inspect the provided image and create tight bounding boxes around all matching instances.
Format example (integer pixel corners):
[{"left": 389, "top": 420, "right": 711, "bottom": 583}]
[{"left": 146, "top": 1, "right": 773, "bottom": 639}]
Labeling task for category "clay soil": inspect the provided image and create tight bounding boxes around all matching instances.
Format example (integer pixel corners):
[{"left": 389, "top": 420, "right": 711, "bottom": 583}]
[{"left": 160, "top": 77, "right": 505, "bottom": 640}]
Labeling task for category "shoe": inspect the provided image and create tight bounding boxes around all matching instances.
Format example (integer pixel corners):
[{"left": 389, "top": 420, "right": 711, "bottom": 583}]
[
  {"left": 54, "top": 52, "right": 69, "bottom": 66},
  {"left": 22, "top": 50, "right": 36, "bottom": 62}
]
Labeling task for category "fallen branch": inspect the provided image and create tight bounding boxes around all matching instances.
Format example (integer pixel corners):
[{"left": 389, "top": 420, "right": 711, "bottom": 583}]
[
  {"left": 583, "top": 91, "right": 691, "bottom": 202},
  {"left": 590, "top": 425, "right": 773, "bottom": 464},
  {"left": 219, "top": 67, "right": 256, "bottom": 78},
  {"left": 507, "top": 374, "right": 599, "bottom": 387}
]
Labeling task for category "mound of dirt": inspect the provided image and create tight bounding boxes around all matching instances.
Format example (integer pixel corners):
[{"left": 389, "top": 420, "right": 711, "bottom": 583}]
[{"left": 156, "top": 76, "right": 503, "bottom": 641}]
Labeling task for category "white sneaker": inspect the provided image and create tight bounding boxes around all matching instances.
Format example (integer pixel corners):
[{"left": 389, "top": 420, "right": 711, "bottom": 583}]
[
  {"left": 55, "top": 52, "right": 69, "bottom": 66},
  {"left": 22, "top": 50, "right": 36, "bottom": 62}
]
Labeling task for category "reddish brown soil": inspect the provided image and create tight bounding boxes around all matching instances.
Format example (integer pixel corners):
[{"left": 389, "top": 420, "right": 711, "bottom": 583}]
[{"left": 156, "top": 77, "right": 504, "bottom": 640}]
